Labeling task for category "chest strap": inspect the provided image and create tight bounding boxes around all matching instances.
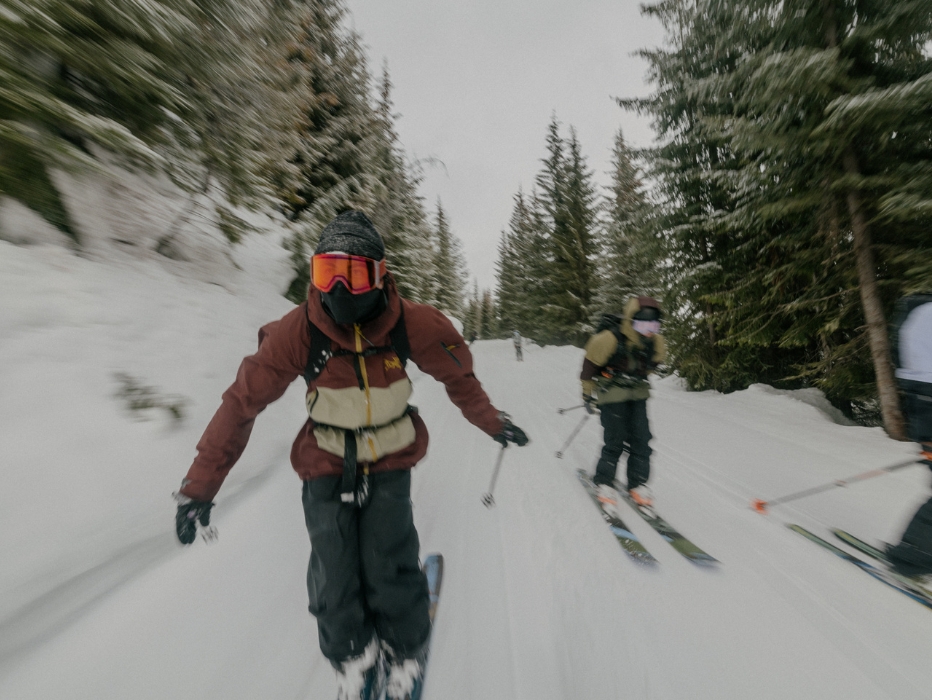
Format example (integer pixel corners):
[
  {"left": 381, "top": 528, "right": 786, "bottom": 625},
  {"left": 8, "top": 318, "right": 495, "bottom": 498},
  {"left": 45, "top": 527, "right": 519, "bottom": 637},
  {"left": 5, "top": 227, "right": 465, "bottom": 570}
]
[
  {"left": 301, "top": 302, "right": 411, "bottom": 504},
  {"left": 311, "top": 408, "right": 416, "bottom": 504}
]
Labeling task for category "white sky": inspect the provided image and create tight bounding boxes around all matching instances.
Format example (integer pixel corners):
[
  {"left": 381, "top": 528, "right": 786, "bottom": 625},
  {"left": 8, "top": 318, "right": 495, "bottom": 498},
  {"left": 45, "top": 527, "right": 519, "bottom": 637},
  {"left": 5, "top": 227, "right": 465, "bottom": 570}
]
[{"left": 345, "top": 0, "right": 667, "bottom": 290}]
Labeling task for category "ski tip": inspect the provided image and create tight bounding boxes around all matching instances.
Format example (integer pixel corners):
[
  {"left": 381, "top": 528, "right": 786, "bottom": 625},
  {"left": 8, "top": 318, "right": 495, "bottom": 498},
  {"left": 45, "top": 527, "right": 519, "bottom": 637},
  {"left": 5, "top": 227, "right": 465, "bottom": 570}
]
[{"left": 751, "top": 498, "right": 768, "bottom": 514}]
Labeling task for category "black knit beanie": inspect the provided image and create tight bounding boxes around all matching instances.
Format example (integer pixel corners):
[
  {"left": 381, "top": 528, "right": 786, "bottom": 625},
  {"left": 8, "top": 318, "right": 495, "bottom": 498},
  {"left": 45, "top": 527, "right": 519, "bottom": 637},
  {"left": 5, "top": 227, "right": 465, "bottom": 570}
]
[{"left": 314, "top": 211, "right": 385, "bottom": 260}]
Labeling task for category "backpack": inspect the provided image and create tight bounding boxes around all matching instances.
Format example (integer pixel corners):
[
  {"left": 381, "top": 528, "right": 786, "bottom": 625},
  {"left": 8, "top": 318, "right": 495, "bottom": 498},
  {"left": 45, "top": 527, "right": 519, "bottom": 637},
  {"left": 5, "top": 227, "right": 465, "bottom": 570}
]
[
  {"left": 595, "top": 313, "right": 623, "bottom": 335},
  {"left": 593, "top": 312, "right": 659, "bottom": 380},
  {"left": 302, "top": 302, "right": 411, "bottom": 384}
]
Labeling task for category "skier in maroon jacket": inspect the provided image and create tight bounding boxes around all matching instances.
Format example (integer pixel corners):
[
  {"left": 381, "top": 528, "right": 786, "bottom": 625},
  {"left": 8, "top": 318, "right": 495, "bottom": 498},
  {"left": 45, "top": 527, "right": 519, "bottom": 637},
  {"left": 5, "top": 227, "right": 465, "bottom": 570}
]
[{"left": 174, "top": 211, "right": 528, "bottom": 700}]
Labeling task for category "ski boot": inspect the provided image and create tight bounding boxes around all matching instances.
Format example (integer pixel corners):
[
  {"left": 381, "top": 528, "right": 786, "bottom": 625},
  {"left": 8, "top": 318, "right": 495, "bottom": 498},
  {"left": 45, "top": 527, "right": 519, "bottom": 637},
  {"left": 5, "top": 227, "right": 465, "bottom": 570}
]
[
  {"left": 383, "top": 641, "right": 429, "bottom": 700},
  {"left": 886, "top": 542, "right": 932, "bottom": 581},
  {"left": 628, "top": 484, "right": 654, "bottom": 508},
  {"left": 335, "top": 636, "right": 384, "bottom": 700}
]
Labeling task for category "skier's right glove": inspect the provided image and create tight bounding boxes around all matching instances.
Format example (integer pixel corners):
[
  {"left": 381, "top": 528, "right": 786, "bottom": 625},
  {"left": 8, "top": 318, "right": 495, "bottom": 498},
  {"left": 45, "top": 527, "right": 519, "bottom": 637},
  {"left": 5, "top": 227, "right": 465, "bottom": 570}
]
[
  {"left": 493, "top": 413, "right": 529, "bottom": 447},
  {"left": 583, "top": 394, "right": 598, "bottom": 415},
  {"left": 174, "top": 495, "right": 214, "bottom": 545}
]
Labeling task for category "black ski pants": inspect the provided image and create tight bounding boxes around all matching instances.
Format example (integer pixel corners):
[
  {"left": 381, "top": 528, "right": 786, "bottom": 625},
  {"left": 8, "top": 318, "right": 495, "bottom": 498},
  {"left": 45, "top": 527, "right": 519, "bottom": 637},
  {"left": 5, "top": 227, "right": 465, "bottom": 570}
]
[
  {"left": 302, "top": 469, "right": 430, "bottom": 666},
  {"left": 594, "top": 399, "right": 652, "bottom": 489}
]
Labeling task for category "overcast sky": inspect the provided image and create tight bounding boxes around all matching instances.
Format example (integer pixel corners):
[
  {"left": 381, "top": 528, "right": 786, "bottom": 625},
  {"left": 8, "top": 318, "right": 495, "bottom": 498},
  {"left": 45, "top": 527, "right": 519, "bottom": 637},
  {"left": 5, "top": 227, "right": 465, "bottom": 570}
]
[{"left": 344, "top": 0, "right": 667, "bottom": 290}]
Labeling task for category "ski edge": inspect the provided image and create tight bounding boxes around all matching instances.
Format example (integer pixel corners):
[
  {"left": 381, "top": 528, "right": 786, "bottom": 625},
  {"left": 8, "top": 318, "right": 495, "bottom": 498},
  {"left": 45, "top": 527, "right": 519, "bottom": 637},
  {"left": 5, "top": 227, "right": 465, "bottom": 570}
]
[
  {"left": 423, "top": 553, "right": 443, "bottom": 622},
  {"left": 788, "top": 524, "right": 932, "bottom": 611},
  {"left": 399, "top": 554, "right": 443, "bottom": 700},
  {"left": 831, "top": 529, "right": 888, "bottom": 563}
]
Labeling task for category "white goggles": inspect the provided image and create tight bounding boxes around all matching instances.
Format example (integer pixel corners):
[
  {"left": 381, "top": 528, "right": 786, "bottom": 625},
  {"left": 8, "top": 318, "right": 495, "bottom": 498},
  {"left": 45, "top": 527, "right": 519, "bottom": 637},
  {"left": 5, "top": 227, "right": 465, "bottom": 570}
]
[{"left": 632, "top": 319, "right": 661, "bottom": 336}]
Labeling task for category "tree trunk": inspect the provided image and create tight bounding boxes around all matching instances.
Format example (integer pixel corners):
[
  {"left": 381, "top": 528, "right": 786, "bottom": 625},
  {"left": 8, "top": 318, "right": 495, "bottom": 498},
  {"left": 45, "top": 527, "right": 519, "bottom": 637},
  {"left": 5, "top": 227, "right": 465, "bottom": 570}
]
[
  {"left": 822, "top": 0, "right": 905, "bottom": 438},
  {"left": 842, "top": 147, "right": 906, "bottom": 439}
]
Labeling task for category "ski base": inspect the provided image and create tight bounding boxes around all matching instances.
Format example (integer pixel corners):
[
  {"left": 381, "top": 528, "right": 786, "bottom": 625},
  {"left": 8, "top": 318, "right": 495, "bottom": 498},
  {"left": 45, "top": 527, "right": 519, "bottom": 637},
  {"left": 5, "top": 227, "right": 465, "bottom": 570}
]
[
  {"left": 614, "top": 481, "right": 718, "bottom": 566},
  {"left": 424, "top": 553, "right": 443, "bottom": 623},
  {"left": 788, "top": 525, "right": 932, "bottom": 610},
  {"left": 577, "top": 470, "right": 656, "bottom": 565}
]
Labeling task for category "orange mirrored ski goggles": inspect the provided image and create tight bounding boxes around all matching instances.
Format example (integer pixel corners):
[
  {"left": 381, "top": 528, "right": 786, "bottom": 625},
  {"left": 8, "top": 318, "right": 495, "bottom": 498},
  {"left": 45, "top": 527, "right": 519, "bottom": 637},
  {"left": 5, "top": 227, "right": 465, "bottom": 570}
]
[{"left": 311, "top": 253, "right": 387, "bottom": 294}]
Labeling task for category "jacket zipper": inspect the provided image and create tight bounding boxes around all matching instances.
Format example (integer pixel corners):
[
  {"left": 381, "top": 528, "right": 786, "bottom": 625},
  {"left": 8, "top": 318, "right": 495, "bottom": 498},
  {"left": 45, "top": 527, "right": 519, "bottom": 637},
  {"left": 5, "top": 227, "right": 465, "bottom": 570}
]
[{"left": 354, "top": 324, "right": 378, "bottom": 465}]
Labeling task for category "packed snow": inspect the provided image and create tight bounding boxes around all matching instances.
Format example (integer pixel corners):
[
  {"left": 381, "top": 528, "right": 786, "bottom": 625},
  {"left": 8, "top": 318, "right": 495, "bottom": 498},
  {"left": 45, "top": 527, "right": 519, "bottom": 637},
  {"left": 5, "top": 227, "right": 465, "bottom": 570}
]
[{"left": 1, "top": 221, "right": 931, "bottom": 700}]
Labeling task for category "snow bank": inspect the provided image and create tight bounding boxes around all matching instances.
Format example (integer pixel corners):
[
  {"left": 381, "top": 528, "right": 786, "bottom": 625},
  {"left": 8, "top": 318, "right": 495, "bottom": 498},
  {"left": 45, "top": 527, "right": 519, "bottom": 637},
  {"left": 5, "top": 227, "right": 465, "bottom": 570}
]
[{"left": 0, "top": 192, "right": 299, "bottom": 663}]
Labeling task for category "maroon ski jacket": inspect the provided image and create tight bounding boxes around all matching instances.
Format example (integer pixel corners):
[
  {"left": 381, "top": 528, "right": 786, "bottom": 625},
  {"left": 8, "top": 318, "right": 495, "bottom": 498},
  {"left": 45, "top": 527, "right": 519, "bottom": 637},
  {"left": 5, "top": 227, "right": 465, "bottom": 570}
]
[{"left": 180, "top": 275, "right": 504, "bottom": 502}]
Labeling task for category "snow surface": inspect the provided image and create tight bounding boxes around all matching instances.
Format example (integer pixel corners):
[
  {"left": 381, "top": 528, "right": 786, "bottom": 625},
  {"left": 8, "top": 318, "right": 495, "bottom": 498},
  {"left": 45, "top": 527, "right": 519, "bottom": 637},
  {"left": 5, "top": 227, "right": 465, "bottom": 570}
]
[{"left": 2, "top": 227, "right": 932, "bottom": 700}]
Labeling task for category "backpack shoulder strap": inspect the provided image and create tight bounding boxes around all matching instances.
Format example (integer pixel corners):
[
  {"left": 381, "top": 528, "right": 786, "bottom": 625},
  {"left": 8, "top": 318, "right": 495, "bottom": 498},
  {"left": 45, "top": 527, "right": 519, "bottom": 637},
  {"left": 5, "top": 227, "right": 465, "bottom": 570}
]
[
  {"left": 388, "top": 303, "right": 410, "bottom": 368},
  {"left": 303, "top": 302, "right": 410, "bottom": 384},
  {"left": 304, "top": 304, "right": 333, "bottom": 384}
]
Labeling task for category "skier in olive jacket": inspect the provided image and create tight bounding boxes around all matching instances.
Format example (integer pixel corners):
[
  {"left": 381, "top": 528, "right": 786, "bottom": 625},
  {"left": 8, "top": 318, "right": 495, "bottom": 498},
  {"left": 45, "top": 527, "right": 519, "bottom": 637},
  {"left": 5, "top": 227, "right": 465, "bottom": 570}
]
[
  {"left": 580, "top": 296, "right": 665, "bottom": 506},
  {"left": 174, "top": 211, "right": 529, "bottom": 699}
]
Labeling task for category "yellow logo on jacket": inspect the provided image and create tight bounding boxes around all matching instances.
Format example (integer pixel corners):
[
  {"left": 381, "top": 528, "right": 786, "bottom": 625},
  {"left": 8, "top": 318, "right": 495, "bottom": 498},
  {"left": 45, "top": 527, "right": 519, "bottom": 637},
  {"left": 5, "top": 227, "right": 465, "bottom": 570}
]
[{"left": 384, "top": 355, "right": 403, "bottom": 371}]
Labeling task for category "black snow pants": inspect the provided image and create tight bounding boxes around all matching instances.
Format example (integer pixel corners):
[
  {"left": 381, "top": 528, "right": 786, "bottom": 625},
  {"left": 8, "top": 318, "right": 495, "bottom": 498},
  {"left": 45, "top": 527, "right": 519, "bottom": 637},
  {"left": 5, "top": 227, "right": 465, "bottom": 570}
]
[
  {"left": 888, "top": 493, "right": 932, "bottom": 576},
  {"left": 593, "top": 399, "right": 652, "bottom": 489},
  {"left": 302, "top": 469, "right": 430, "bottom": 666}
]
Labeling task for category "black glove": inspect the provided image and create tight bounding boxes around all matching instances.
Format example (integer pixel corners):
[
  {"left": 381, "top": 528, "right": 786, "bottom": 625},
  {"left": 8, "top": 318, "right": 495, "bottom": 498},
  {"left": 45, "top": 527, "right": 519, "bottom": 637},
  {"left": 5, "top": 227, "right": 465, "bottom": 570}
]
[
  {"left": 583, "top": 394, "right": 598, "bottom": 415},
  {"left": 493, "top": 415, "right": 529, "bottom": 447},
  {"left": 175, "top": 498, "right": 214, "bottom": 545}
]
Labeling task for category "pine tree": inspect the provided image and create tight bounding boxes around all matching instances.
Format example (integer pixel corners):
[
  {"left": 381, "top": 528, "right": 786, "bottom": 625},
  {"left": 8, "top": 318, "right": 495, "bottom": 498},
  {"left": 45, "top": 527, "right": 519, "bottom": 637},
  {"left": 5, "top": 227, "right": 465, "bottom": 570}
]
[
  {"left": 0, "top": 0, "right": 181, "bottom": 239},
  {"left": 463, "top": 281, "right": 482, "bottom": 340},
  {"left": 534, "top": 120, "right": 598, "bottom": 344},
  {"left": 494, "top": 118, "right": 599, "bottom": 346},
  {"left": 278, "top": 33, "right": 442, "bottom": 304},
  {"left": 480, "top": 289, "right": 499, "bottom": 338},
  {"left": 495, "top": 188, "right": 545, "bottom": 337},
  {"left": 431, "top": 199, "right": 468, "bottom": 318},
  {"left": 366, "top": 63, "right": 437, "bottom": 303},
  {"left": 627, "top": 0, "right": 932, "bottom": 434},
  {"left": 0, "top": 0, "right": 297, "bottom": 243},
  {"left": 597, "top": 129, "right": 658, "bottom": 314},
  {"left": 278, "top": 0, "right": 379, "bottom": 300}
]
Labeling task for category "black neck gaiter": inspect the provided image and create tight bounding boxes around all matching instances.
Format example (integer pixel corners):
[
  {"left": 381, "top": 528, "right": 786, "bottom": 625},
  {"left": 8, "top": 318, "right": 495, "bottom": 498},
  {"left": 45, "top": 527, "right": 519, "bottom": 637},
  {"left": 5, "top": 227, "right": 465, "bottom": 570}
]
[{"left": 321, "top": 284, "right": 387, "bottom": 325}]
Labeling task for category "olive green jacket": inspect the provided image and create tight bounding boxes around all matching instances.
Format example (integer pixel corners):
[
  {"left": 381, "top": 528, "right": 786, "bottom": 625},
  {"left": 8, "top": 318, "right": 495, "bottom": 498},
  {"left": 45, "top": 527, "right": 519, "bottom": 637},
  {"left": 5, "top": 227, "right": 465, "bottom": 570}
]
[{"left": 580, "top": 297, "right": 666, "bottom": 404}]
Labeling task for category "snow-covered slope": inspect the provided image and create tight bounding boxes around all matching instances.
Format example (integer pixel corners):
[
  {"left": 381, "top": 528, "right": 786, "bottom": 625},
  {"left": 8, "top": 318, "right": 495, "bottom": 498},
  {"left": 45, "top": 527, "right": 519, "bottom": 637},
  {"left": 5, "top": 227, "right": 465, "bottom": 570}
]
[{"left": 1, "top": 234, "right": 931, "bottom": 700}]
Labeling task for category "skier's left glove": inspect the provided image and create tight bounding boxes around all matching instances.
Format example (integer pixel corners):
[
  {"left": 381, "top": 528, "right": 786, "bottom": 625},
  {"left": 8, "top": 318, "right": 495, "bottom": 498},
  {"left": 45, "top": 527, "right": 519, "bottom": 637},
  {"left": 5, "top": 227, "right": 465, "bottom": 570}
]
[
  {"left": 174, "top": 494, "right": 215, "bottom": 545},
  {"left": 493, "top": 413, "right": 529, "bottom": 447}
]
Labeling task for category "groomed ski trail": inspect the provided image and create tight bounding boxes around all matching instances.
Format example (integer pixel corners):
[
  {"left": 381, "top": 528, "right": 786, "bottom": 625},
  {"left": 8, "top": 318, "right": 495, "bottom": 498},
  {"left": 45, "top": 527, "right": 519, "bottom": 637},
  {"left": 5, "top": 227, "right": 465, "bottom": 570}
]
[{"left": 2, "top": 341, "right": 932, "bottom": 699}]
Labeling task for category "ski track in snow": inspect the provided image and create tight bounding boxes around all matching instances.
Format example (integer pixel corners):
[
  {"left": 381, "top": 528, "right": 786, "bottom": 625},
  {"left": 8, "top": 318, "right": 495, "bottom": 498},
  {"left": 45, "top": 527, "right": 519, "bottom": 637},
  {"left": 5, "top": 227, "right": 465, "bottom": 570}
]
[{"left": 2, "top": 239, "right": 932, "bottom": 699}]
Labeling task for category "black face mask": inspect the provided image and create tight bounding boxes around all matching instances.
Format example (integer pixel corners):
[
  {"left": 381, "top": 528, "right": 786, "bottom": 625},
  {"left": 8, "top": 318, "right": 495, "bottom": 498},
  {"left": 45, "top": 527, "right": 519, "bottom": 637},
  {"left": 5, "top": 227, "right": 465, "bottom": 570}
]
[{"left": 321, "top": 283, "right": 386, "bottom": 325}]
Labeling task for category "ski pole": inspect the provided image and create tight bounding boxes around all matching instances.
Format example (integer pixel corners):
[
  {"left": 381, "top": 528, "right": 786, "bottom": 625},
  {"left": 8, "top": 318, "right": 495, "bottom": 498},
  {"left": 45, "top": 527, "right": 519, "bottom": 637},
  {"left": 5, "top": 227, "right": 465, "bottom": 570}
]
[
  {"left": 558, "top": 404, "right": 585, "bottom": 414},
  {"left": 751, "top": 457, "right": 922, "bottom": 514},
  {"left": 555, "top": 413, "right": 590, "bottom": 459},
  {"left": 482, "top": 444, "right": 508, "bottom": 508}
]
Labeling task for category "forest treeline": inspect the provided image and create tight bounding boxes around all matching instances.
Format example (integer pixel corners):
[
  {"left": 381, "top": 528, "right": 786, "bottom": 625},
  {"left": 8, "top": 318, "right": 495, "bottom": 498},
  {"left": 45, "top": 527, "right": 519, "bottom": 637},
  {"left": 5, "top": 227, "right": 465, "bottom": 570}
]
[
  {"left": 491, "top": 0, "right": 932, "bottom": 435},
  {"left": 4, "top": 0, "right": 931, "bottom": 434},
  {"left": 0, "top": 0, "right": 468, "bottom": 314}
]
